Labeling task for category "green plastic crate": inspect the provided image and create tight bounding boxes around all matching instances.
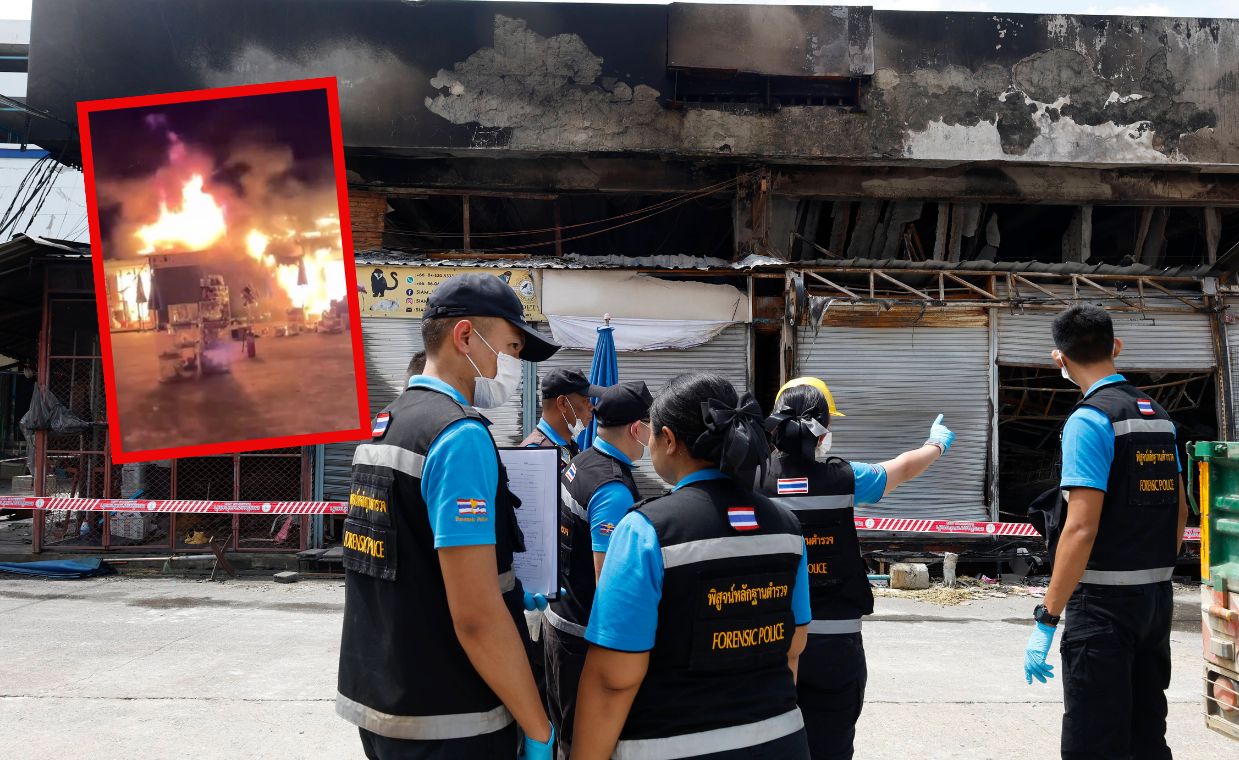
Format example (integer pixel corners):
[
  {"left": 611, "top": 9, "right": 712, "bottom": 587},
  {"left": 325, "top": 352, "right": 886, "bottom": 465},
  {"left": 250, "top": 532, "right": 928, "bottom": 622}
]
[{"left": 1188, "top": 441, "right": 1239, "bottom": 589}]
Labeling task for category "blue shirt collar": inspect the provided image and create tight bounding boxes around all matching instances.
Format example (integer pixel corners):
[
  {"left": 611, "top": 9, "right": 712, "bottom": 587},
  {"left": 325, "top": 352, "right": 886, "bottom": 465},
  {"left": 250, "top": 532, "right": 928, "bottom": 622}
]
[
  {"left": 536, "top": 418, "right": 569, "bottom": 447},
  {"left": 407, "top": 375, "right": 468, "bottom": 406},
  {"left": 592, "top": 437, "right": 633, "bottom": 466},
  {"left": 1084, "top": 373, "right": 1126, "bottom": 398},
  {"left": 673, "top": 468, "right": 727, "bottom": 491}
]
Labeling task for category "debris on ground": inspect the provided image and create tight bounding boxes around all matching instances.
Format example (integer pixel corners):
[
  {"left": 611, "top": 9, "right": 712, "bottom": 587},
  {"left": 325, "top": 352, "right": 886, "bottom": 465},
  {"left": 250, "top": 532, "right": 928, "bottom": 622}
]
[{"left": 873, "top": 576, "right": 1046, "bottom": 606}]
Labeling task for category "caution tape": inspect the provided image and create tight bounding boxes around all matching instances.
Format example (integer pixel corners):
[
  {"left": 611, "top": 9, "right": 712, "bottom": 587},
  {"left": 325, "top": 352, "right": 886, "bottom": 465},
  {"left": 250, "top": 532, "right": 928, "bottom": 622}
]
[
  {"left": 0, "top": 496, "right": 1201, "bottom": 541},
  {"left": 0, "top": 495, "right": 347, "bottom": 515},
  {"left": 853, "top": 516, "right": 1201, "bottom": 543}
]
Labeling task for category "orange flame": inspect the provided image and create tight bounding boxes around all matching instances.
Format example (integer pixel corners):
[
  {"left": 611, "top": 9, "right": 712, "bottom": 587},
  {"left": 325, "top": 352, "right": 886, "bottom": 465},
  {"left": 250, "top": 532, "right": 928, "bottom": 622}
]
[
  {"left": 245, "top": 220, "right": 347, "bottom": 316},
  {"left": 135, "top": 175, "right": 227, "bottom": 254}
]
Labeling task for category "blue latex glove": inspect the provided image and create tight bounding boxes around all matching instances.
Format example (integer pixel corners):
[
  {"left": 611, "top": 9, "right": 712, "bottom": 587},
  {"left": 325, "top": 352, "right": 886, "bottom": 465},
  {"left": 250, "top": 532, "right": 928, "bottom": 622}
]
[
  {"left": 1024, "top": 622, "right": 1057, "bottom": 685},
  {"left": 927, "top": 414, "right": 955, "bottom": 453},
  {"left": 522, "top": 591, "right": 548, "bottom": 612},
  {"left": 523, "top": 724, "right": 555, "bottom": 760}
]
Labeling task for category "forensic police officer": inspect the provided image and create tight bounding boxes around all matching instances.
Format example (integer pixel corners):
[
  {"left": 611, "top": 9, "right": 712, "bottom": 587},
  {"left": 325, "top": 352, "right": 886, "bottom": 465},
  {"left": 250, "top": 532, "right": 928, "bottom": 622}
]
[
  {"left": 573, "top": 372, "right": 814, "bottom": 760},
  {"left": 543, "top": 380, "right": 652, "bottom": 758},
  {"left": 759, "top": 377, "right": 954, "bottom": 760},
  {"left": 521, "top": 369, "right": 603, "bottom": 468},
  {"left": 1023, "top": 304, "right": 1188, "bottom": 760},
  {"left": 337, "top": 273, "right": 560, "bottom": 759}
]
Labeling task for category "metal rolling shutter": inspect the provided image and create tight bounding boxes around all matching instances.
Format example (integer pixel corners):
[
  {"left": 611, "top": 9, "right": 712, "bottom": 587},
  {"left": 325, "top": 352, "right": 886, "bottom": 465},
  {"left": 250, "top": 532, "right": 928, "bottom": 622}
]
[
  {"left": 322, "top": 317, "right": 525, "bottom": 501},
  {"left": 1227, "top": 299, "right": 1239, "bottom": 439},
  {"left": 537, "top": 324, "right": 750, "bottom": 498},
  {"left": 996, "top": 309, "right": 1215, "bottom": 371},
  {"left": 797, "top": 323, "right": 990, "bottom": 521}
]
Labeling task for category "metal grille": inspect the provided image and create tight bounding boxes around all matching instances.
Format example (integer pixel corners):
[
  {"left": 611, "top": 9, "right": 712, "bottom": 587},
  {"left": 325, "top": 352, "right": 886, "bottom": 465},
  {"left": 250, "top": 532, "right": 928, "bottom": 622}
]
[
  {"left": 797, "top": 323, "right": 990, "bottom": 521},
  {"left": 536, "top": 324, "right": 750, "bottom": 498}
]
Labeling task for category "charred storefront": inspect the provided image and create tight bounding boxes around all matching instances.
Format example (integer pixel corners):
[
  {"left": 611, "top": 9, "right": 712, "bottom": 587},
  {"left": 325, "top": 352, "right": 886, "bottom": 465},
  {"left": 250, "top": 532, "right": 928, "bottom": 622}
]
[
  {"left": 0, "top": 235, "right": 312, "bottom": 553},
  {"left": 19, "top": 2, "right": 1239, "bottom": 547}
]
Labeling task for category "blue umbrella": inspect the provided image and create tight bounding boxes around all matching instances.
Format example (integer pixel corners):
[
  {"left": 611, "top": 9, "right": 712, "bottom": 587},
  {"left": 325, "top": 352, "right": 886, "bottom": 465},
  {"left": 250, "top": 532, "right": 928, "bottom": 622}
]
[{"left": 576, "top": 318, "right": 618, "bottom": 450}]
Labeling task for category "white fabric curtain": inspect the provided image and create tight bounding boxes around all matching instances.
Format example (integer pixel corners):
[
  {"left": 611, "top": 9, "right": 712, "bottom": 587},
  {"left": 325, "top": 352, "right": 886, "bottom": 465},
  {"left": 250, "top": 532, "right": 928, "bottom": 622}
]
[{"left": 546, "top": 315, "right": 737, "bottom": 351}]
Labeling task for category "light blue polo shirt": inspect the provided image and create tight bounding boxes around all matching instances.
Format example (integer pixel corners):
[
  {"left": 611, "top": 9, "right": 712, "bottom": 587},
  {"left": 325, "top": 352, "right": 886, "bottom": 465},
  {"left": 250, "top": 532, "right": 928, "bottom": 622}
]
[
  {"left": 406, "top": 375, "right": 499, "bottom": 549},
  {"left": 850, "top": 462, "right": 888, "bottom": 505},
  {"left": 1061, "top": 373, "right": 1181, "bottom": 492},
  {"left": 587, "top": 438, "right": 638, "bottom": 553},
  {"left": 586, "top": 468, "right": 813, "bottom": 653},
  {"left": 534, "top": 418, "right": 569, "bottom": 448}
]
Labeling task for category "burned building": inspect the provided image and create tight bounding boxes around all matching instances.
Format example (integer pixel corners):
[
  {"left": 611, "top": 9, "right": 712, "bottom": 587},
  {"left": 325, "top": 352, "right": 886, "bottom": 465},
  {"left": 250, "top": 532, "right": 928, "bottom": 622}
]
[{"left": 20, "top": 2, "right": 1239, "bottom": 542}]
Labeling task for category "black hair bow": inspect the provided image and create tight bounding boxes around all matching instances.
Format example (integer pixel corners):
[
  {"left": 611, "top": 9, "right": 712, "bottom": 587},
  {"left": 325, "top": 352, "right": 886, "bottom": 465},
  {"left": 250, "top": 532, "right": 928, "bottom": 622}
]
[{"left": 694, "top": 392, "right": 770, "bottom": 487}]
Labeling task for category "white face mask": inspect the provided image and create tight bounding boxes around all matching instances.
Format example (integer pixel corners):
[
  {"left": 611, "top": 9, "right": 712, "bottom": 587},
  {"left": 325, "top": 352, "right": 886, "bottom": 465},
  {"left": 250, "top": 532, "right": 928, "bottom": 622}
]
[
  {"left": 815, "top": 431, "right": 834, "bottom": 460},
  {"left": 467, "top": 330, "right": 522, "bottom": 409},
  {"left": 560, "top": 401, "right": 586, "bottom": 438}
]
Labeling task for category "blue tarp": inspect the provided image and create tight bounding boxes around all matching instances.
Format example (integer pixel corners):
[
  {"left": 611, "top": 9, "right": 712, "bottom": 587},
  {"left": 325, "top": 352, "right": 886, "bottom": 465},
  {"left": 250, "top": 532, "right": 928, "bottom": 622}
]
[{"left": 0, "top": 557, "right": 113, "bottom": 579}]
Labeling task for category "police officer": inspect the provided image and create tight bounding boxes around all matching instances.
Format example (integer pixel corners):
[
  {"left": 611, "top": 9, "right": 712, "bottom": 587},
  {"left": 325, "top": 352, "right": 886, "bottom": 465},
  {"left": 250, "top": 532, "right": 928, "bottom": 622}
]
[
  {"left": 337, "top": 273, "right": 560, "bottom": 760},
  {"left": 1023, "top": 304, "right": 1188, "bottom": 760},
  {"left": 758, "top": 377, "right": 954, "bottom": 760},
  {"left": 573, "top": 372, "right": 813, "bottom": 760},
  {"left": 543, "top": 380, "right": 652, "bottom": 758},
  {"left": 521, "top": 369, "right": 602, "bottom": 468}
]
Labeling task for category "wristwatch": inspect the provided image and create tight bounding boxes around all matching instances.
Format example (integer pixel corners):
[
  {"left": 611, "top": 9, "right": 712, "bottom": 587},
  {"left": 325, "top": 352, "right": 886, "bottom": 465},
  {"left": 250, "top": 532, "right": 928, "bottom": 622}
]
[{"left": 1033, "top": 604, "right": 1060, "bottom": 627}]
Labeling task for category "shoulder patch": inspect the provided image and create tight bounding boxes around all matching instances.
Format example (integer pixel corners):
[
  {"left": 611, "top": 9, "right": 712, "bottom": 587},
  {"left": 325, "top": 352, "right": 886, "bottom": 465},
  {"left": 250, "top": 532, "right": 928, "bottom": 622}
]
[
  {"left": 372, "top": 412, "right": 391, "bottom": 438},
  {"left": 776, "top": 477, "right": 809, "bottom": 495},
  {"left": 727, "top": 506, "right": 759, "bottom": 531},
  {"left": 1137, "top": 399, "right": 1156, "bottom": 416},
  {"left": 565, "top": 463, "right": 577, "bottom": 482}
]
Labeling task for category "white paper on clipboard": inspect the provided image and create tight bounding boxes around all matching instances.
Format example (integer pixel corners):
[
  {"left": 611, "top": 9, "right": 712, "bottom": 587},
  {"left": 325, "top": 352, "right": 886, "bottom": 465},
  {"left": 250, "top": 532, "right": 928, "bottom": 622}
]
[{"left": 498, "top": 447, "right": 560, "bottom": 597}]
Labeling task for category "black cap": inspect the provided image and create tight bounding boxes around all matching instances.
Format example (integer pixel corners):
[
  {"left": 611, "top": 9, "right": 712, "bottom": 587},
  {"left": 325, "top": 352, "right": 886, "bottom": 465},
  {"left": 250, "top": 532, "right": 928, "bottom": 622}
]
[
  {"left": 593, "top": 381, "right": 653, "bottom": 427},
  {"left": 424, "top": 273, "right": 559, "bottom": 362},
  {"left": 542, "top": 368, "right": 605, "bottom": 399}
]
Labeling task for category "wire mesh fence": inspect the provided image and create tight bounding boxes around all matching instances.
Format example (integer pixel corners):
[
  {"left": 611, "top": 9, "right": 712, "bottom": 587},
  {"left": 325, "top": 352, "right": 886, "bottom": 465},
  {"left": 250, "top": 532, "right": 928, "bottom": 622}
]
[{"left": 33, "top": 296, "right": 310, "bottom": 552}]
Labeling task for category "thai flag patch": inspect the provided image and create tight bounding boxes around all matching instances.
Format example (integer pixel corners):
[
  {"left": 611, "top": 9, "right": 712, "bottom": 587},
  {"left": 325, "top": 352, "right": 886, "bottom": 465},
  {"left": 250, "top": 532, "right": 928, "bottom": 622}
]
[
  {"left": 565, "top": 464, "right": 577, "bottom": 482},
  {"left": 1137, "top": 399, "right": 1156, "bottom": 416},
  {"left": 457, "top": 498, "right": 488, "bottom": 516},
  {"left": 777, "top": 477, "right": 810, "bottom": 495},
  {"left": 728, "top": 506, "right": 759, "bottom": 531},
  {"left": 371, "top": 412, "right": 390, "bottom": 437},
  {"left": 599, "top": 522, "right": 616, "bottom": 536}
]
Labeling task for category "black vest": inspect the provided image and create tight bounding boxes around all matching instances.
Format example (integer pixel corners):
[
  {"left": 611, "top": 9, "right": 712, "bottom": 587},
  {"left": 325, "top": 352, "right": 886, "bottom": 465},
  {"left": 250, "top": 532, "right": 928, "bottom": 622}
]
[
  {"left": 621, "top": 478, "right": 804, "bottom": 743},
  {"left": 551, "top": 446, "right": 640, "bottom": 632},
  {"left": 520, "top": 423, "right": 579, "bottom": 469},
  {"left": 1073, "top": 382, "right": 1180, "bottom": 573},
  {"left": 760, "top": 454, "right": 874, "bottom": 621},
  {"left": 336, "top": 387, "right": 525, "bottom": 739}
]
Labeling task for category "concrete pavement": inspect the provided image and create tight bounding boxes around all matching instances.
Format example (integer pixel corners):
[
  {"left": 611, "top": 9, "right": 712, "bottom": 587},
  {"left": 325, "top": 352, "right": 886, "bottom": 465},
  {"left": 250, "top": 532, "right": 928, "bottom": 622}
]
[{"left": 0, "top": 576, "right": 1231, "bottom": 759}]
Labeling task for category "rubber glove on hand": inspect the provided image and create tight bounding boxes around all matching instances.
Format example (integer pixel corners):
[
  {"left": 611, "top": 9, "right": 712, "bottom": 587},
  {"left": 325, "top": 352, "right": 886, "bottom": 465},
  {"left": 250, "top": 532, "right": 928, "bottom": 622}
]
[
  {"left": 1023, "top": 622, "right": 1057, "bottom": 685},
  {"left": 522, "top": 591, "right": 548, "bottom": 612},
  {"left": 523, "top": 725, "right": 555, "bottom": 760},
  {"left": 927, "top": 414, "right": 955, "bottom": 453}
]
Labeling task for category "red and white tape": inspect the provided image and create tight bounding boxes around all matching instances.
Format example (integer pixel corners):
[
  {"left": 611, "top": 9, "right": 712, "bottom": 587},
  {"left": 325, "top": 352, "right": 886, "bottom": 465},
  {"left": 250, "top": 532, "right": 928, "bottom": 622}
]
[
  {"left": 0, "top": 496, "right": 1201, "bottom": 541},
  {"left": 0, "top": 495, "right": 348, "bottom": 516}
]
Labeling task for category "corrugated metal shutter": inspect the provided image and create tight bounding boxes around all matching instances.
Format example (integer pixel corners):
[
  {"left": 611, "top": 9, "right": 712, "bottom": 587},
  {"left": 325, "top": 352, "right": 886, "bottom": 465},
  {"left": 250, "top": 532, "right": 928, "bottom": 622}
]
[
  {"left": 996, "top": 309, "right": 1215, "bottom": 371},
  {"left": 536, "top": 324, "right": 750, "bottom": 498},
  {"left": 797, "top": 323, "right": 990, "bottom": 521},
  {"left": 1226, "top": 298, "right": 1239, "bottom": 439},
  {"left": 322, "top": 318, "right": 526, "bottom": 501}
]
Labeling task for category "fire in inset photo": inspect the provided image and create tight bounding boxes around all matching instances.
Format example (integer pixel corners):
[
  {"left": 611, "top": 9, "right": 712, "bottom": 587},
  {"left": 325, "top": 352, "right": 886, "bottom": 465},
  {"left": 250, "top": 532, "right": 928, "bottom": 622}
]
[{"left": 81, "top": 82, "right": 365, "bottom": 461}]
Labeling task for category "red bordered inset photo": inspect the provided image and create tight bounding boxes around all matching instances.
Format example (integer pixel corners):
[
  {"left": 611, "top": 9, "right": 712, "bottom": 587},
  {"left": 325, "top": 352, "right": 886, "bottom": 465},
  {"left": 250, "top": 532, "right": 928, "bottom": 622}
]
[{"left": 77, "top": 78, "right": 369, "bottom": 463}]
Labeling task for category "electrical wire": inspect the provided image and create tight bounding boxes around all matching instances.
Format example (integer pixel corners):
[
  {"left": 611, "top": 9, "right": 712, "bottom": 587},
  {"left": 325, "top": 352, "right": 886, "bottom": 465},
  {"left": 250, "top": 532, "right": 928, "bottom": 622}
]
[{"left": 373, "top": 172, "right": 753, "bottom": 241}]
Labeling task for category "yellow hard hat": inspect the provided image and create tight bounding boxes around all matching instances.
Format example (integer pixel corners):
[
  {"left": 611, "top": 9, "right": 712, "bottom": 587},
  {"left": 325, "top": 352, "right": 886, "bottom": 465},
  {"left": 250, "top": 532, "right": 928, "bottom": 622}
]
[{"left": 775, "top": 377, "right": 845, "bottom": 417}]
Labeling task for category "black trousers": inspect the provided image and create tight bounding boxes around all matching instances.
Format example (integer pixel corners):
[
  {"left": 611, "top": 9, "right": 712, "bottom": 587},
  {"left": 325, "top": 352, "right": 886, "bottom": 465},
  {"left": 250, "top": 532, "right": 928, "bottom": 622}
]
[
  {"left": 796, "top": 632, "right": 867, "bottom": 760},
  {"left": 1060, "top": 581, "right": 1174, "bottom": 760},
  {"left": 358, "top": 725, "right": 518, "bottom": 760},
  {"left": 543, "top": 620, "right": 589, "bottom": 760}
]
